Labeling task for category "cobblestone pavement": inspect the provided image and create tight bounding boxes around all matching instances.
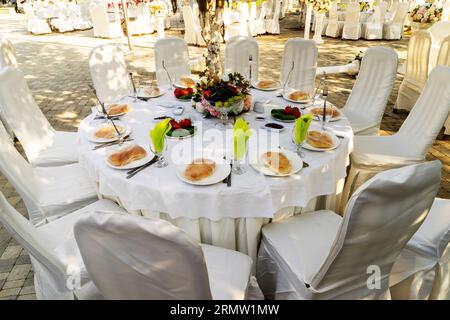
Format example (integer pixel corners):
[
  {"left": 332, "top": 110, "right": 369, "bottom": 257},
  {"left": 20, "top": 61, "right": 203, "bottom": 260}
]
[{"left": 0, "top": 12, "right": 448, "bottom": 299}]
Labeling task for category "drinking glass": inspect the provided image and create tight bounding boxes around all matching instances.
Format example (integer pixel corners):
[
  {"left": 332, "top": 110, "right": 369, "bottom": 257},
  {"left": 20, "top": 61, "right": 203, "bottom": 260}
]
[
  {"left": 150, "top": 137, "right": 168, "bottom": 168},
  {"left": 292, "top": 127, "right": 306, "bottom": 158},
  {"left": 232, "top": 138, "right": 248, "bottom": 175}
]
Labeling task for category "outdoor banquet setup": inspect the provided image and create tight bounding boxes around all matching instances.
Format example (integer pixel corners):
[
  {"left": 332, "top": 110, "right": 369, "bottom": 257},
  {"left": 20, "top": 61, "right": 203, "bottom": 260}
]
[{"left": 1, "top": 0, "right": 450, "bottom": 301}]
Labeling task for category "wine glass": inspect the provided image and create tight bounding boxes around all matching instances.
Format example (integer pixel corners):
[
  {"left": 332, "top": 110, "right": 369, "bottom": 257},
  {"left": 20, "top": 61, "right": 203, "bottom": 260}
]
[
  {"left": 150, "top": 136, "right": 168, "bottom": 168},
  {"left": 292, "top": 126, "right": 306, "bottom": 158},
  {"left": 232, "top": 137, "right": 248, "bottom": 175}
]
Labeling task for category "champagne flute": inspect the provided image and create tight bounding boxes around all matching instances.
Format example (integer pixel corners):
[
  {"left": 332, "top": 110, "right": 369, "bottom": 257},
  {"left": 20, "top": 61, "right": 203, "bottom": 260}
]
[{"left": 150, "top": 136, "right": 168, "bottom": 168}]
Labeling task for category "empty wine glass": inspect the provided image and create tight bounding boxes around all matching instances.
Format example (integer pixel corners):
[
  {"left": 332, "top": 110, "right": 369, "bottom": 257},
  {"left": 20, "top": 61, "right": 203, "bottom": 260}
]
[{"left": 150, "top": 137, "right": 168, "bottom": 168}]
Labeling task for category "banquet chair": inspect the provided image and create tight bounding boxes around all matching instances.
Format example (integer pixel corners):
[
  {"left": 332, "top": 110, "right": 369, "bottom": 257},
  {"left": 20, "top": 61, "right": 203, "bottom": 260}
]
[
  {"left": 74, "top": 212, "right": 254, "bottom": 299},
  {"left": 342, "top": 2, "right": 361, "bottom": 40},
  {"left": 390, "top": 198, "right": 450, "bottom": 300},
  {"left": 127, "top": 3, "right": 153, "bottom": 36},
  {"left": 182, "top": 4, "right": 205, "bottom": 46},
  {"left": 0, "top": 190, "right": 125, "bottom": 300},
  {"left": 154, "top": 37, "right": 191, "bottom": 87},
  {"left": 442, "top": 1, "right": 450, "bottom": 21},
  {"left": 75, "top": 2, "right": 93, "bottom": 30},
  {"left": 50, "top": 4, "right": 75, "bottom": 33},
  {"left": 0, "top": 67, "right": 79, "bottom": 167},
  {"left": 256, "top": 161, "right": 441, "bottom": 300},
  {"left": 361, "top": 2, "right": 387, "bottom": 40},
  {"left": 0, "top": 35, "right": 18, "bottom": 140},
  {"left": 88, "top": 45, "right": 132, "bottom": 104},
  {"left": 223, "top": 5, "right": 241, "bottom": 42},
  {"left": 341, "top": 47, "right": 398, "bottom": 135},
  {"left": 22, "top": 2, "right": 52, "bottom": 35},
  {"left": 340, "top": 66, "right": 450, "bottom": 208},
  {"left": 224, "top": 36, "right": 259, "bottom": 83},
  {"left": 249, "top": 1, "right": 265, "bottom": 36},
  {"left": 280, "top": 38, "right": 318, "bottom": 93},
  {"left": 395, "top": 31, "right": 431, "bottom": 112},
  {"left": 88, "top": 2, "right": 123, "bottom": 39},
  {"left": 383, "top": 1, "right": 409, "bottom": 40},
  {"left": 435, "top": 36, "right": 450, "bottom": 135},
  {"left": 428, "top": 21, "right": 450, "bottom": 72},
  {"left": 325, "top": 3, "right": 344, "bottom": 38},
  {"left": 0, "top": 121, "right": 98, "bottom": 226},
  {"left": 264, "top": 0, "right": 280, "bottom": 35}
]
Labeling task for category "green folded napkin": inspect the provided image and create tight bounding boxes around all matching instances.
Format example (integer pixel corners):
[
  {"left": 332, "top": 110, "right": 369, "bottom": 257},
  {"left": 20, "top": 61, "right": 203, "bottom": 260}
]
[
  {"left": 294, "top": 114, "right": 313, "bottom": 145},
  {"left": 233, "top": 118, "right": 252, "bottom": 161},
  {"left": 149, "top": 118, "right": 172, "bottom": 154}
]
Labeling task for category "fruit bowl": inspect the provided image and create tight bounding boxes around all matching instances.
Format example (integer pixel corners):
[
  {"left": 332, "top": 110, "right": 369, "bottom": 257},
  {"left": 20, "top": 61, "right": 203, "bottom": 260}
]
[
  {"left": 174, "top": 87, "right": 194, "bottom": 100},
  {"left": 271, "top": 106, "right": 302, "bottom": 122}
]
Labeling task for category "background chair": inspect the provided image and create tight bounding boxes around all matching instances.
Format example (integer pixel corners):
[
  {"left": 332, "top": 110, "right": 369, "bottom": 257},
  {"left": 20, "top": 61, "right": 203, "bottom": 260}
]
[
  {"left": 341, "top": 47, "right": 398, "bottom": 135},
  {"left": 22, "top": 2, "right": 52, "bottom": 35},
  {"left": 428, "top": 21, "right": 450, "bottom": 72},
  {"left": 89, "top": 2, "right": 124, "bottom": 39},
  {"left": 257, "top": 161, "right": 440, "bottom": 299},
  {"left": 342, "top": 2, "right": 361, "bottom": 40},
  {"left": 395, "top": 31, "right": 432, "bottom": 112},
  {"left": 325, "top": 3, "right": 344, "bottom": 38},
  {"left": 435, "top": 36, "right": 450, "bottom": 136},
  {"left": 264, "top": 0, "right": 280, "bottom": 35},
  {"left": 0, "top": 67, "right": 79, "bottom": 167},
  {"left": 362, "top": 2, "right": 387, "bottom": 40},
  {"left": 390, "top": 198, "right": 450, "bottom": 300},
  {"left": 182, "top": 4, "right": 205, "bottom": 46},
  {"left": 224, "top": 36, "right": 259, "bottom": 83},
  {"left": 340, "top": 66, "right": 450, "bottom": 208},
  {"left": 75, "top": 212, "right": 254, "bottom": 299},
  {"left": 154, "top": 37, "right": 191, "bottom": 87},
  {"left": 383, "top": 1, "right": 409, "bottom": 40},
  {"left": 50, "top": 4, "right": 75, "bottom": 33},
  {"left": 88, "top": 45, "right": 131, "bottom": 104},
  {"left": 280, "top": 38, "right": 317, "bottom": 93}
]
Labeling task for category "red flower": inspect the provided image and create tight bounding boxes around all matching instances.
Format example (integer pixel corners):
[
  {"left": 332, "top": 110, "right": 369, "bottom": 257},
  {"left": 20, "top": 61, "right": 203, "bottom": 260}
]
[{"left": 203, "top": 90, "right": 211, "bottom": 98}]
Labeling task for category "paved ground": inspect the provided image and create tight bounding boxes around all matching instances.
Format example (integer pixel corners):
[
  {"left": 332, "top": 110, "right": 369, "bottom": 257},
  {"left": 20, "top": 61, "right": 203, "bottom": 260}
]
[{"left": 0, "top": 12, "right": 448, "bottom": 299}]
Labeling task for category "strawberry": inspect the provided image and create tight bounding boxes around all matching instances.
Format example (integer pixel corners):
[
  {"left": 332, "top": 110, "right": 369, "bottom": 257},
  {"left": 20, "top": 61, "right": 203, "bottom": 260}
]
[
  {"left": 181, "top": 89, "right": 189, "bottom": 96},
  {"left": 179, "top": 119, "right": 192, "bottom": 128},
  {"left": 293, "top": 109, "right": 301, "bottom": 118},
  {"left": 284, "top": 106, "right": 293, "bottom": 115},
  {"left": 169, "top": 119, "right": 178, "bottom": 128}
]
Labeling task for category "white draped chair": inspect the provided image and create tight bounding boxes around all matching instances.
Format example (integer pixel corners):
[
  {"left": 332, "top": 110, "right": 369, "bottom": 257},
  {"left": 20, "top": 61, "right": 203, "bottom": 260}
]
[
  {"left": 127, "top": 3, "right": 154, "bottom": 35},
  {"left": 249, "top": 1, "right": 264, "bottom": 36},
  {"left": 264, "top": 0, "right": 280, "bottom": 34},
  {"left": 67, "top": 3, "right": 91, "bottom": 31},
  {"left": 442, "top": 1, "right": 450, "bottom": 21},
  {"left": 341, "top": 47, "right": 398, "bottom": 135},
  {"left": 325, "top": 3, "right": 344, "bottom": 38},
  {"left": 239, "top": 2, "right": 251, "bottom": 37},
  {"left": 182, "top": 4, "right": 205, "bottom": 46},
  {"left": 428, "top": 21, "right": 450, "bottom": 72},
  {"left": 0, "top": 121, "right": 98, "bottom": 226},
  {"left": 0, "top": 35, "right": 18, "bottom": 140},
  {"left": 280, "top": 38, "right": 318, "bottom": 93},
  {"left": 390, "top": 198, "right": 450, "bottom": 300},
  {"left": 50, "top": 4, "right": 75, "bottom": 33},
  {"left": 0, "top": 67, "right": 80, "bottom": 167},
  {"left": 383, "top": 1, "right": 409, "bottom": 40},
  {"left": 77, "top": 2, "right": 93, "bottom": 30},
  {"left": 256, "top": 161, "right": 440, "bottom": 300},
  {"left": 362, "top": 2, "right": 387, "bottom": 40},
  {"left": 223, "top": 5, "right": 241, "bottom": 42},
  {"left": 224, "top": 36, "right": 259, "bottom": 83},
  {"left": 89, "top": 2, "right": 123, "bottom": 38},
  {"left": 0, "top": 190, "right": 125, "bottom": 300},
  {"left": 75, "top": 212, "right": 254, "bottom": 299},
  {"left": 435, "top": 36, "right": 450, "bottom": 135},
  {"left": 88, "top": 45, "right": 131, "bottom": 104},
  {"left": 395, "top": 31, "right": 432, "bottom": 112},
  {"left": 342, "top": 2, "right": 361, "bottom": 40},
  {"left": 340, "top": 66, "right": 450, "bottom": 208},
  {"left": 154, "top": 37, "right": 191, "bottom": 87},
  {"left": 23, "top": 2, "right": 52, "bottom": 34}
]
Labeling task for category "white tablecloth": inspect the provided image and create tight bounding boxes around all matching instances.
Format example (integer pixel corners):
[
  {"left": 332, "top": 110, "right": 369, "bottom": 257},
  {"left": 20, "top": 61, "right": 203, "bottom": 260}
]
[{"left": 77, "top": 89, "right": 354, "bottom": 263}]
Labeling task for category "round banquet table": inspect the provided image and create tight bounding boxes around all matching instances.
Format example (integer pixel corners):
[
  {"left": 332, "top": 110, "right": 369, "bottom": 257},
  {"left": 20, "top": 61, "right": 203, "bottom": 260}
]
[{"left": 77, "top": 88, "right": 354, "bottom": 266}]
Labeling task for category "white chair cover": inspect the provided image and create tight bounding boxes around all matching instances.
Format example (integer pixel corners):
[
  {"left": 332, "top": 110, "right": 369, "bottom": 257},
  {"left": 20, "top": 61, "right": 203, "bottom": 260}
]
[
  {"left": 224, "top": 36, "right": 259, "bottom": 83},
  {"left": 74, "top": 212, "right": 253, "bottom": 299},
  {"left": 383, "top": 2, "right": 409, "bottom": 40},
  {"left": 325, "top": 3, "right": 344, "bottom": 38},
  {"left": 390, "top": 198, "right": 450, "bottom": 300},
  {"left": 340, "top": 66, "right": 450, "bottom": 208},
  {"left": 0, "top": 67, "right": 79, "bottom": 167},
  {"left": 257, "top": 161, "right": 441, "bottom": 299},
  {"left": 342, "top": 2, "right": 361, "bottom": 40},
  {"left": 442, "top": 1, "right": 450, "bottom": 21},
  {"left": 154, "top": 37, "right": 191, "bottom": 87},
  {"left": 342, "top": 47, "right": 398, "bottom": 135},
  {"left": 428, "top": 21, "right": 450, "bottom": 72},
  {"left": 251, "top": 1, "right": 266, "bottom": 35},
  {"left": 182, "top": 5, "right": 205, "bottom": 46},
  {"left": 23, "top": 2, "right": 52, "bottom": 34},
  {"left": 280, "top": 38, "right": 317, "bottom": 93},
  {"left": 89, "top": 2, "right": 124, "bottom": 38},
  {"left": 0, "top": 190, "right": 124, "bottom": 300},
  {"left": 0, "top": 120, "right": 97, "bottom": 226},
  {"left": 436, "top": 36, "right": 450, "bottom": 135},
  {"left": 264, "top": 0, "right": 280, "bottom": 34},
  {"left": 88, "top": 45, "right": 131, "bottom": 103},
  {"left": 128, "top": 3, "right": 153, "bottom": 35},
  {"left": 239, "top": 2, "right": 251, "bottom": 37},
  {"left": 76, "top": 2, "right": 93, "bottom": 30},
  {"left": 362, "top": 2, "right": 387, "bottom": 40},
  {"left": 395, "top": 31, "right": 432, "bottom": 111},
  {"left": 51, "top": 4, "right": 75, "bottom": 33}
]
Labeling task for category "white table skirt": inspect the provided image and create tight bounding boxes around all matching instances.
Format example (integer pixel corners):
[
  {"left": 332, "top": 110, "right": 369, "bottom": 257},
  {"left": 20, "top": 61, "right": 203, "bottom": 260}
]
[{"left": 77, "top": 88, "right": 353, "bottom": 263}]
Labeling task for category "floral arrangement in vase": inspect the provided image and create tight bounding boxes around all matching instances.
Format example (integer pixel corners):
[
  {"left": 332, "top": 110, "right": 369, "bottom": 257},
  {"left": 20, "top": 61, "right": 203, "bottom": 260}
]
[
  {"left": 409, "top": 3, "right": 442, "bottom": 24},
  {"left": 359, "top": 1, "right": 370, "bottom": 12},
  {"left": 308, "top": 0, "right": 332, "bottom": 13},
  {"left": 150, "top": 1, "right": 165, "bottom": 15},
  {"left": 193, "top": 73, "right": 251, "bottom": 118}
]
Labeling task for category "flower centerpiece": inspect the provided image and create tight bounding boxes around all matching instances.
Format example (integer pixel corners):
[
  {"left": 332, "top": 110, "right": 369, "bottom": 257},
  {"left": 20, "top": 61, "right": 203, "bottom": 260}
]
[
  {"left": 308, "top": 0, "right": 333, "bottom": 14},
  {"left": 409, "top": 3, "right": 442, "bottom": 30},
  {"left": 150, "top": 1, "right": 165, "bottom": 15},
  {"left": 359, "top": 1, "right": 370, "bottom": 13},
  {"left": 193, "top": 72, "right": 251, "bottom": 119}
]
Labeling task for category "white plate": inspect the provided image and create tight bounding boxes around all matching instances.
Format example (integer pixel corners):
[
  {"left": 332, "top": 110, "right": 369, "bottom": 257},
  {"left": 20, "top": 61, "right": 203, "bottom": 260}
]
[
  {"left": 249, "top": 149, "right": 303, "bottom": 177},
  {"left": 175, "top": 158, "right": 231, "bottom": 186},
  {"left": 302, "top": 131, "right": 340, "bottom": 152},
  {"left": 137, "top": 86, "right": 166, "bottom": 99},
  {"left": 103, "top": 104, "right": 132, "bottom": 117},
  {"left": 252, "top": 80, "right": 280, "bottom": 91},
  {"left": 105, "top": 144, "right": 154, "bottom": 170},
  {"left": 88, "top": 121, "right": 131, "bottom": 143},
  {"left": 306, "top": 106, "right": 343, "bottom": 122},
  {"left": 174, "top": 77, "right": 197, "bottom": 89},
  {"left": 282, "top": 92, "right": 312, "bottom": 104}
]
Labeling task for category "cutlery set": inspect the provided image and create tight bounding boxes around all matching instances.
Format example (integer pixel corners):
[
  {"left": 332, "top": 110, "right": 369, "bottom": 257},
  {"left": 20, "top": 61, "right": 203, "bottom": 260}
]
[{"left": 126, "top": 156, "right": 159, "bottom": 179}]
